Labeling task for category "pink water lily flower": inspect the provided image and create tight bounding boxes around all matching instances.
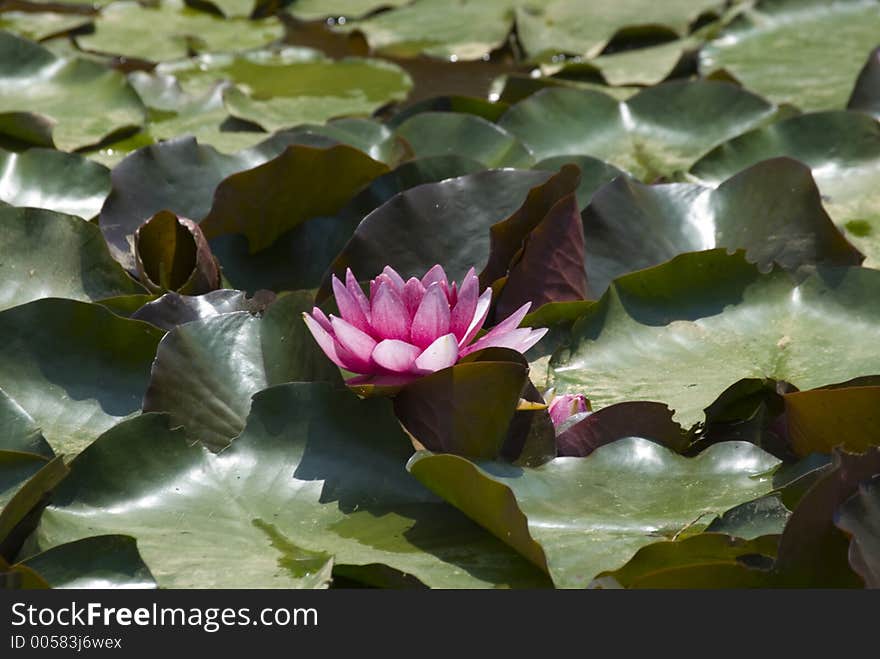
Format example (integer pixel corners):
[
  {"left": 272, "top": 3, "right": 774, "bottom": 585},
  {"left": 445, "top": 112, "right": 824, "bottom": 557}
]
[
  {"left": 303, "top": 265, "right": 547, "bottom": 386},
  {"left": 548, "top": 394, "right": 591, "bottom": 427}
]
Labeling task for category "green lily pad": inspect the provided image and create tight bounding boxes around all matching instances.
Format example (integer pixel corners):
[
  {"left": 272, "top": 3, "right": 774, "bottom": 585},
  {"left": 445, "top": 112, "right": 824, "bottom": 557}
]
[
  {"left": 394, "top": 112, "right": 533, "bottom": 168},
  {"left": 0, "top": 148, "right": 110, "bottom": 219},
  {"left": 19, "top": 535, "right": 157, "bottom": 589},
  {"left": 0, "top": 207, "right": 146, "bottom": 313},
  {"left": 784, "top": 386, "right": 880, "bottom": 457},
  {"left": 1, "top": 452, "right": 67, "bottom": 552},
  {"left": 127, "top": 72, "right": 268, "bottom": 156},
  {"left": 549, "top": 250, "right": 880, "bottom": 429},
  {"left": 582, "top": 157, "right": 862, "bottom": 296},
  {"left": 99, "top": 135, "right": 298, "bottom": 270},
  {"left": 555, "top": 401, "right": 687, "bottom": 458},
  {"left": 0, "top": 299, "right": 163, "bottom": 455},
  {"left": 705, "top": 493, "right": 791, "bottom": 540},
  {"left": 393, "top": 361, "right": 528, "bottom": 459},
  {"left": 199, "top": 144, "right": 389, "bottom": 253},
  {"left": 143, "top": 292, "right": 342, "bottom": 451},
  {"left": 211, "top": 155, "right": 483, "bottom": 294},
  {"left": 135, "top": 211, "right": 220, "bottom": 295},
  {"left": 409, "top": 437, "right": 779, "bottom": 587},
  {"left": 835, "top": 475, "right": 880, "bottom": 588},
  {"left": 279, "top": 118, "right": 405, "bottom": 164},
  {"left": 848, "top": 46, "right": 880, "bottom": 118},
  {"left": 387, "top": 95, "right": 510, "bottom": 127},
  {"left": 516, "top": 0, "right": 724, "bottom": 59},
  {"left": 773, "top": 447, "right": 880, "bottom": 587},
  {"left": 77, "top": 0, "right": 284, "bottom": 62},
  {"left": 591, "top": 533, "right": 780, "bottom": 589},
  {"left": 498, "top": 80, "right": 777, "bottom": 179},
  {"left": 0, "top": 390, "right": 53, "bottom": 458},
  {"left": 321, "top": 169, "right": 554, "bottom": 292},
  {"left": 159, "top": 48, "right": 412, "bottom": 132},
  {"left": 290, "top": 0, "right": 411, "bottom": 21},
  {"left": 700, "top": 0, "right": 880, "bottom": 112},
  {"left": 0, "top": 11, "right": 91, "bottom": 42},
  {"left": 339, "top": 0, "right": 517, "bottom": 60},
  {"left": 130, "top": 289, "right": 275, "bottom": 331},
  {"left": 690, "top": 111, "right": 880, "bottom": 267},
  {"left": 496, "top": 72, "right": 639, "bottom": 106},
  {"left": 0, "top": 30, "right": 144, "bottom": 151},
  {"left": 193, "top": 0, "right": 260, "bottom": 18},
  {"left": 32, "top": 383, "right": 551, "bottom": 588},
  {"left": 533, "top": 155, "right": 624, "bottom": 210}
]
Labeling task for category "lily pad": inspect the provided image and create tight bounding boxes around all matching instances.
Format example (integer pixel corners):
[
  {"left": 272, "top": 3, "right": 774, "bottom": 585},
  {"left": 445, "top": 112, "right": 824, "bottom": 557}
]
[
  {"left": 339, "top": 0, "right": 517, "bottom": 61},
  {"left": 159, "top": 49, "right": 412, "bottom": 132},
  {"left": 0, "top": 390, "right": 53, "bottom": 458},
  {"left": 408, "top": 437, "right": 779, "bottom": 587},
  {"left": 498, "top": 80, "right": 777, "bottom": 179},
  {"left": 394, "top": 112, "right": 533, "bottom": 168},
  {"left": 290, "top": 0, "right": 411, "bottom": 21},
  {"left": 393, "top": 361, "right": 528, "bottom": 459},
  {"left": 582, "top": 157, "right": 863, "bottom": 296},
  {"left": 32, "top": 384, "right": 551, "bottom": 588},
  {"left": 849, "top": 46, "right": 880, "bottom": 118},
  {"left": 211, "top": 155, "right": 483, "bottom": 293},
  {"left": 533, "top": 155, "right": 624, "bottom": 210},
  {"left": 19, "top": 535, "right": 157, "bottom": 589},
  {"left": 0, "top": 11, "right": 91, "bottom": 42},
  {"left": 0, "top": 148, "right": 110, "bottom": 219},
  {"left": 773, "top": 447, "right": 880, "bottom": 586},
  {"left": 699, "top": 0, "right": 880, "bottom": 112},
  {"left": 99, "top": 135, "right": 299, "bottom": 270},
  {"left": 131, "top": 289, "right": 276, "bottom": 331},
  {"left": 835, "top": 475, "right": 880, "bottom": 588},
  {"left": 0, "top": 207, "right": 146, "bottom": 313},
  {"left": 143, "top": 292, "right": 342, "bottom": 450},
  {"left": 127, "top": 72, "right": 268, "bottom": 156},
  {"left": 199, "top": 144, "right": 389, "bottom": 253},
  {"left": 556, "top": 401, "right": 687, "bottom": 458},
  {"left": 516, "top": 0, "right": 724, "bottom": 59},
  {"left": 0, "top": 30, "right": 144, "bottom": 151},
  {"left": 135, "top": 211, "right": 220, "bottom": 295},
  {"left": 784, "top": 386, "right": 880, "bottom": 457},
  {"left": 1, "top": 451, "right": 66, "bottom": 544},
  {"left": 549, "top": 250, "right": 880, "bottom": 429},
  {"left": 0, "top": 299, "right": 163, "bottom": 455},
  {"left": 591, "top": 533, "right": 779, "bottom": 589},
  {"left": 77, "top": 0, "right": 284, "bottom": 62},
  {"left": 690, "top": 111, "right": 880, "bottom": 267},
  {"left": 321, "top": 169, "right": 554, "bottom": 292},
  {"left": 704, "top": 493, "right": 791, "bottom": 540}
]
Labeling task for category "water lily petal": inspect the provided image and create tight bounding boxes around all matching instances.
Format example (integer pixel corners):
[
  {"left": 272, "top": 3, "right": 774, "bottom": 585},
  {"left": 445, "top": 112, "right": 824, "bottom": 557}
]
[
  {"left": 421, "top": 264, "right": 448, "bottom": 289},
  {"left": 372, "top": 339, "right": 421, "bottom": 373},
  {"left": 302, "top": 312, "right": 350, "bottom": 370},
  {"left": 414, "top": 333, "right": 459, "bottom": 373},
  {"left": 450, "top": 268, "right": 478, "bottom": 341},
  {"left": 484, "top": 301, "right": 532, "bottom": 339},
  {"left": 403, "top": 277, "right": 426, "bottom": 317},
  {"left": 411, "top": 283, "right": 451, "bottom": 349},
  {"left": 345, "top": 268, "right": 372, "bottom": 320},
  {"left": 310, "top": 306, "right": 333, "bottom": 333},
  {"left": 330, "top": 315, "right": 376, "bottom": 371},
  {"left": 382, "top": 265, "right": 406, "bottom": 292},
  {"left": 459, "top": 288, "right": 492, "bottom": 347},
  {"left": 371, "top": 281, "right": 411, "bottom": 341},
  {"left": 332, "top": 275, "right": 371, "bottom": 334},
  {"left": 460, "top": 327, "right": 547, "bottom": 357},
  {"left": 548, "top": 394, "right": 591, "bottom": 427}
]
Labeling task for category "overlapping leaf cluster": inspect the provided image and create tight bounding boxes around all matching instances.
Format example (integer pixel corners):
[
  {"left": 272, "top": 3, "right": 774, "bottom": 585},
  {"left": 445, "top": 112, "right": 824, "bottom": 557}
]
[{"left": 1, "top": 0, "right": 879, "bottom": 589}]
